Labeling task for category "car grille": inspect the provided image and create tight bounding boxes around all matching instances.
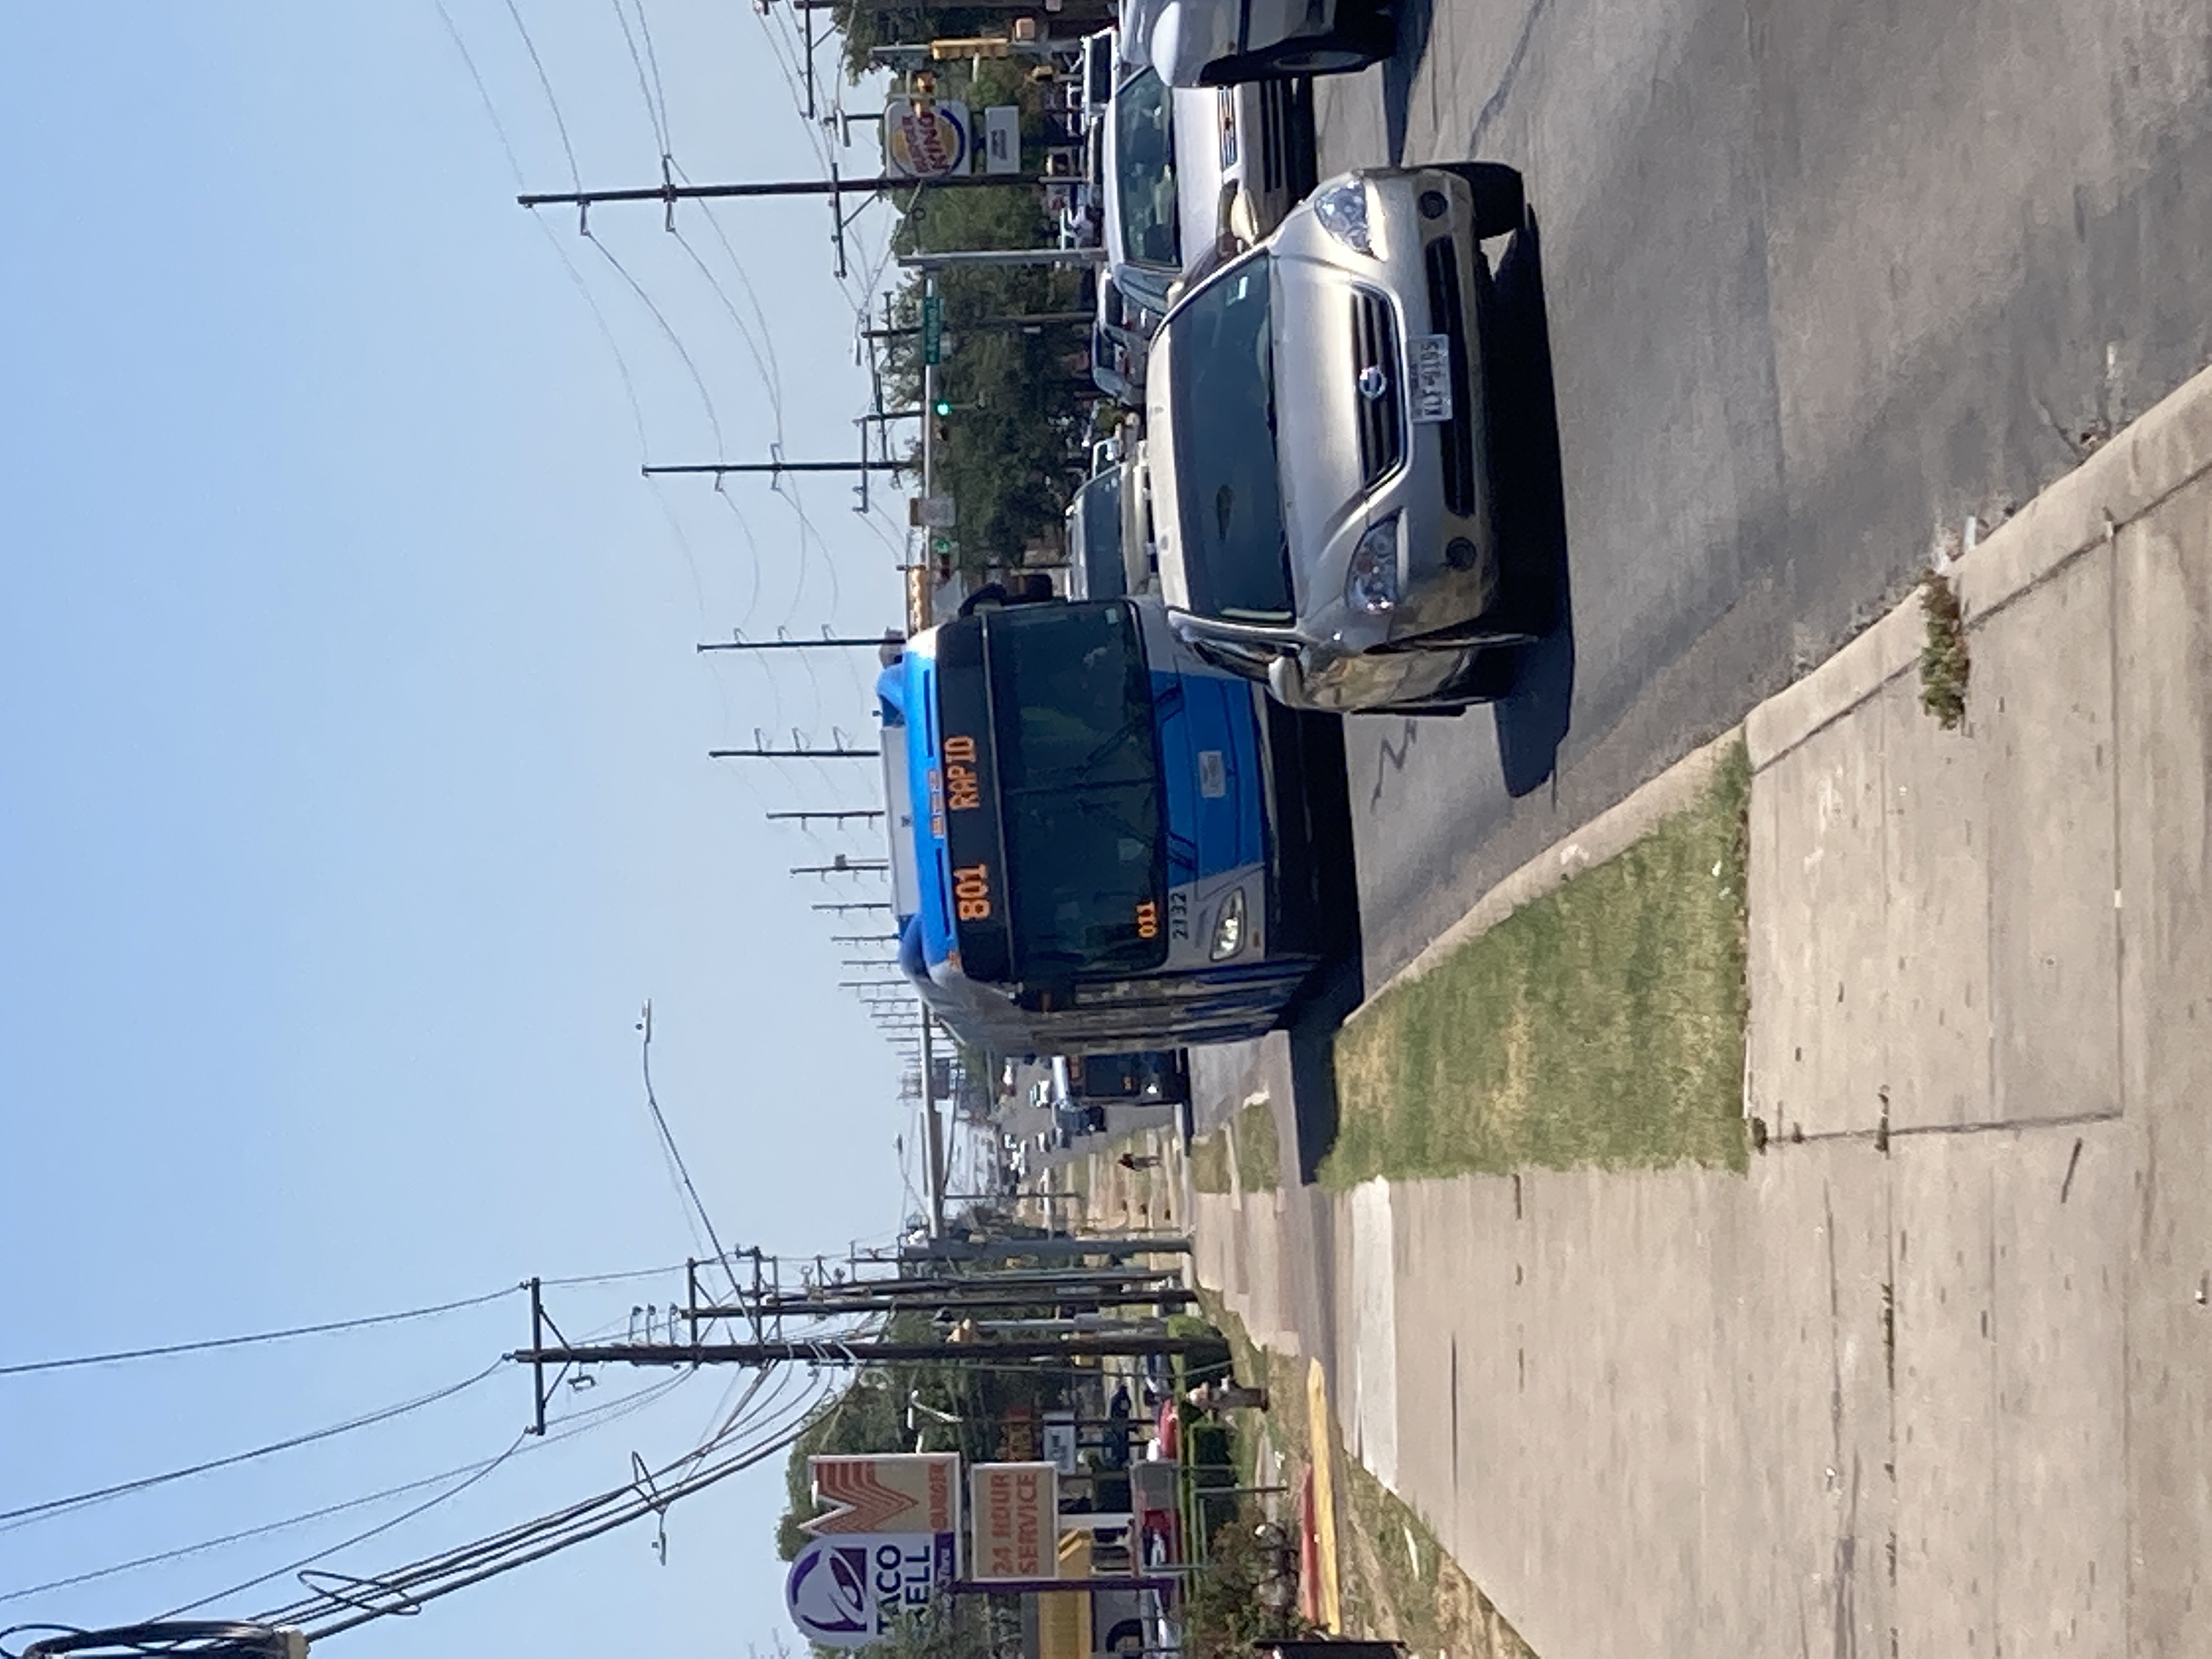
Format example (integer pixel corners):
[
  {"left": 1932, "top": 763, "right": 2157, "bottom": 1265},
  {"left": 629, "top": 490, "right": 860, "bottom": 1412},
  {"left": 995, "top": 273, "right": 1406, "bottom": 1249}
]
[
  {"left": 1423, "top": 235, "right": 1480, "bottom": 516},
  {"left": 1351, "top": 289, "right": 1403, "bottom": 487}
]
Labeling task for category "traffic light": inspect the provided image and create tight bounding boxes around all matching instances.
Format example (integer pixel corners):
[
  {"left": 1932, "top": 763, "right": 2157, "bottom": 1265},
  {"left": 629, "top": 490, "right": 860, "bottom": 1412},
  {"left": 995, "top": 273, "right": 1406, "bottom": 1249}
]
[{"left": 932, "top": 397, "right": 953, "bottom": 417}]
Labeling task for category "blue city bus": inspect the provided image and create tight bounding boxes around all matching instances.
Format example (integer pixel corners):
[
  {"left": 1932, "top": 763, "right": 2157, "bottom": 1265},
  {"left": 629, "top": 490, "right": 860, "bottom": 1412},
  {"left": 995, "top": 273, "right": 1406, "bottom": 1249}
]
[{"left": 877, "top": 596, "right": 1350, "bottom": 1053}]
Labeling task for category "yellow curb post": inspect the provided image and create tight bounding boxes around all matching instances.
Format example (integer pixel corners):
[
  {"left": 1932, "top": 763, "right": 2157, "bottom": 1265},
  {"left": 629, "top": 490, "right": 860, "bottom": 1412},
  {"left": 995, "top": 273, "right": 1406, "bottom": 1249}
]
[{"left": 1305, "top": 1357, "right": 1342, "bottom": 1632}]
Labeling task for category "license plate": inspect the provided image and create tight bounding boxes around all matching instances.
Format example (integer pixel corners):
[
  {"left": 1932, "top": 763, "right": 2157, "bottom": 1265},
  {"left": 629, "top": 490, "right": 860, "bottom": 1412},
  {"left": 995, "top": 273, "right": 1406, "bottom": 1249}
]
[{"left": 1408, "top": 332, "right": 1454, "bottom": 424}]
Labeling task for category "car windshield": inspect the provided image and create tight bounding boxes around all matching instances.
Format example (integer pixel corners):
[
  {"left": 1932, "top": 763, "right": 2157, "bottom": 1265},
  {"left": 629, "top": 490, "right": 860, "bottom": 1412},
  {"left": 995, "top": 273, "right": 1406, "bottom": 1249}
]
[
  {"left": 1112, "top": 70, "right": 1178, "bottom": 270},
  {"left": 984, "top": 602, "right": 1169, "bottom": 977},
  {"left": 1069, "top": 472, "right": 1126, "bottom": 600},
  {"left": 1166, "top": 260, "right": 1294, "bottom": 623}
]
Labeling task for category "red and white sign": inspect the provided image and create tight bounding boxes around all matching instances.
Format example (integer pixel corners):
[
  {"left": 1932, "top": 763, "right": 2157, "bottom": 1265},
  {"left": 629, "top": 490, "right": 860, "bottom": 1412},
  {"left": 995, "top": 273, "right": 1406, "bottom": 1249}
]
[{"left": 969, "top": 1461, "right": 1059, "bottom": 1582}]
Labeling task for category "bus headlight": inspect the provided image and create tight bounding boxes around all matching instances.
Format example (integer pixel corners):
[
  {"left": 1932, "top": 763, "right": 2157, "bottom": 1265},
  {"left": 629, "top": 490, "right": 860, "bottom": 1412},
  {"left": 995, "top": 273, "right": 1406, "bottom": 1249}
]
[{"left": 1208, "top": 889, "right": 1249, "bottom": 960}]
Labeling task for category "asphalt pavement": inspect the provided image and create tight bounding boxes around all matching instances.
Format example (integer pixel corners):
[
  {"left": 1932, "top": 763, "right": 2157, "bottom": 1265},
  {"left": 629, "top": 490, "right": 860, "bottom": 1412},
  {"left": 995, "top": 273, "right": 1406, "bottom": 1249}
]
[
  {"left": 1304, "top": 0, "right": 2212, "bottom": 986},
  {"left": 1179, "top": 0, "right": 2212, "bottom": 1593}
]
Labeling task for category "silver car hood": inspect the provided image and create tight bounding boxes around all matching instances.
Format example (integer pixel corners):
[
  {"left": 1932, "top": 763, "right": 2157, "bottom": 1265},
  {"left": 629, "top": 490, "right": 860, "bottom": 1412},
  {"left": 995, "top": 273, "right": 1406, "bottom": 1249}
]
[
  {"left": 1149, "top": 252, "right": 1380, "bottom": 627},
  {"left": 1269, "top": 250, "right": 1383, "bottom": 607}
]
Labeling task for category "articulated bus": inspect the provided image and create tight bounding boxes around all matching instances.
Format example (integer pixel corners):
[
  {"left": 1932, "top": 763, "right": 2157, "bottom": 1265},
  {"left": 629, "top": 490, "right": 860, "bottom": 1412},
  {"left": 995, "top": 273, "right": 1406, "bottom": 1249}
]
[{"left": 877, "top": 596, "right": 1351, "bottom": 1054}]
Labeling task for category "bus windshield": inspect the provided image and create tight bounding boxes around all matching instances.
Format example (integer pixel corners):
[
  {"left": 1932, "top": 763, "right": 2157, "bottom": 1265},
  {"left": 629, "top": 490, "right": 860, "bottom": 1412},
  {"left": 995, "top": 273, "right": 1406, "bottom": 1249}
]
[{"left": 984, "top": 603, "right": 1168, "bottom": 977}]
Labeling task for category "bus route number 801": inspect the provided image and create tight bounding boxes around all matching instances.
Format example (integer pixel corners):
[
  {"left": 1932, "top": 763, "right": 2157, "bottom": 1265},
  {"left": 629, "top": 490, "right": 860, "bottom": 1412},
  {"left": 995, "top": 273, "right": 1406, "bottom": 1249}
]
[{"left": 953, "top": 862, "right": 993, "bottom": 922}]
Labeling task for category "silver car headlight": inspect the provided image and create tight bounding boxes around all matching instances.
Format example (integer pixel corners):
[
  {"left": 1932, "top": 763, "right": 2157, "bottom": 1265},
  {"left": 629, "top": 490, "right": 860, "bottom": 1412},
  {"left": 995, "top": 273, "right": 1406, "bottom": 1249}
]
[
  {"left": 1208, "top": 888, "right": 1249, "bottom": 960},
  {"left": 1313, "top": 180, "right": 1374, "bottom": 256},
  {"left": 1344, "top": 515, "right": 1401, "bottom": 614}
]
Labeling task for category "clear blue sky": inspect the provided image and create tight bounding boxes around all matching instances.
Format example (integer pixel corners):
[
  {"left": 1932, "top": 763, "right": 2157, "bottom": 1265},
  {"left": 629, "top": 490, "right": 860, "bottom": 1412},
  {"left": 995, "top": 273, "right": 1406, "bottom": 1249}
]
[{"left": 1, "top": 4, "right": 926, "bottom": 1653}]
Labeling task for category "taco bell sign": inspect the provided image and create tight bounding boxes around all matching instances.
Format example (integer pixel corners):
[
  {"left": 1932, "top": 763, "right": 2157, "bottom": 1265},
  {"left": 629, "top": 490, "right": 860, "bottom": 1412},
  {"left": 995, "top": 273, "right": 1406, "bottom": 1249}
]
[{"left": 785, "top": 1532, "right": 958, "bottom": 1649}]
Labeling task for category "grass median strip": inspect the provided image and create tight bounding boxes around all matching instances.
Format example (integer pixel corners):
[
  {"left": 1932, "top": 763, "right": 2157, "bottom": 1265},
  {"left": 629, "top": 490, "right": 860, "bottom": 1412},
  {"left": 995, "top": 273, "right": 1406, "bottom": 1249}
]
[
  {"left": 1326, "top": 741, "right": 1751, "bottom": 1188},
  {"left": 1190, "top": 1096, "right": 1283, "bottom": 1196},
  {"left": 1190, "top": 1129, "right": 1233, "bottom": 1194},
  {"left": 1235, "top": 1096, "right": 1280, "bottom": 1193}
]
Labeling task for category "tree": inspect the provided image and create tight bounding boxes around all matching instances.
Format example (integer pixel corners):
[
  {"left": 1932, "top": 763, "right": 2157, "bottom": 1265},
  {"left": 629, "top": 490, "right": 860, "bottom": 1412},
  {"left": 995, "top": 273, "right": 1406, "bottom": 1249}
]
[
  {"left": 867, "top": 58, "right": 1101, "bottom": 576},
  {"left": 857, "top": 1594, "right": 999, "bottom": 1659},
  {"left": 830, "top": 2, "right": 1118, "bottom": 82}
]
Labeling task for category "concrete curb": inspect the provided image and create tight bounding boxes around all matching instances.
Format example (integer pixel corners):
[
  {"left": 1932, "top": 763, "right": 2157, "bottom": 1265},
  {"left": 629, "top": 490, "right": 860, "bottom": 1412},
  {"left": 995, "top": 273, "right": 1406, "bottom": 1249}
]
[
  {"left": 1364, "top": 725, "right": 1743, "bottom": 1004},
  {"left": 1748, "top": 356, "right": 2212, "bottom": 770},
  {"left": 1360, "top": 355, "right": 2212, "bottom": 1012}
]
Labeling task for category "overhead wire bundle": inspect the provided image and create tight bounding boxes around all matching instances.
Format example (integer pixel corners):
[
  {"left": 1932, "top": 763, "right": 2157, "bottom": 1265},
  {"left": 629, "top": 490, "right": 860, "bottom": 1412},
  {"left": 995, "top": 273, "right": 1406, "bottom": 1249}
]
[{"left": 2, "top": 1340, "right": 851, "bottom": 1659}]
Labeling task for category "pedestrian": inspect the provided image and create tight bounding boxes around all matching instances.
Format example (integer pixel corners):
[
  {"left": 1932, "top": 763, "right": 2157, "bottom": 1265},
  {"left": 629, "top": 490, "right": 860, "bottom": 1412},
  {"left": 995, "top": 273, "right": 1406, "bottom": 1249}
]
[
  {"left": 1186, "top": 1379, "right": 1269, "bottom": 1414},
  {"left": 1118, "top": 1152, "right": 1160, "bottom": 1171}
]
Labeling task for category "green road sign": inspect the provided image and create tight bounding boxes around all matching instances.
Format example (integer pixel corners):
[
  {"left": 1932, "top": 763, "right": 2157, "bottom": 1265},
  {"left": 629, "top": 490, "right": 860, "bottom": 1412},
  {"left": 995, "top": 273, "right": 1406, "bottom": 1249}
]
[{"left": 921, "top": 295, "right": 944, "bottom": 365}]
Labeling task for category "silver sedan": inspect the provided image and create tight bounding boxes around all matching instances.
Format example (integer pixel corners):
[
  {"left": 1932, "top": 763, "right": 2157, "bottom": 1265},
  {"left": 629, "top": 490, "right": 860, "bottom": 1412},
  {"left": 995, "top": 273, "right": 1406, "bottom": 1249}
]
[{"left": 1144, "top": 162, "right": 1553, "bottom": 714}]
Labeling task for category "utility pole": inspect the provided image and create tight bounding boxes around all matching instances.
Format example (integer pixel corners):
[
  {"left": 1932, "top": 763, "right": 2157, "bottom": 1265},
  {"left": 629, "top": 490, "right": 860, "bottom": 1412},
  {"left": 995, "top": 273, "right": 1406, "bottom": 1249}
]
[
  {"left": 520, "top": 173, "right": 1045, "bottom": 211},
  {"left": 894, "top": 1234, "right": 1193, "bottom": 1263},
  {"left": 859, "top": 311, "right": 1092, "bottom": 341},
  {"left": 646, "top": 459, "right": 907, "bottom": 477},
  {"left": 921, "top": 275, "right": 939, "bottom": 508},
  {"left": 699, "top": 635, "right": 901, "bottom": 654},
  {"left": 818, "top": 901, "right": 894, "bottom": 913},
  {"left": 792, "top": 858, "right": 889, "bottom": 876},
  {"left": 898, "top": 247, "right": 1109, "bottom": 270},
  {"left": 918, "top": 1013, "right": 947, "bottom": 1237},
  {"left": 712, "top": 743, "right": 879, "bottom": 759},
  {"left": 692, "top": 1286, "right": 1195, "bottom": 1319},
  {"left": 832, "top": 932, "right": 900, "bottom": 943},
  {"left": 521, "top": 162, "right": 1051, "bottom": 285},
  {"left": 769, "top": 809, "right": 886, "bottom": 824},
  {"left": 516, "top": 1331, "right": 1221, "bottom": 1372}
]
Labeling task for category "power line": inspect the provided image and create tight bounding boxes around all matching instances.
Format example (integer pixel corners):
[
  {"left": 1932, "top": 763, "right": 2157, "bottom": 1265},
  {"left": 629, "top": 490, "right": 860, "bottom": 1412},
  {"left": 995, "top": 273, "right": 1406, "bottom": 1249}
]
[
  {"left": 0, "top": 1286, "right": 520, "bottom": 1380},
  {"left": 636, "top": 1003, "right": 736, "bottom": 1287},
  {"left": 500, "top": 0, "right": 580, "bottom": 191},
  {"left": 0, "top": 1359, "right": 506, "bottom": 1533},
  {"left": 247, "top": 1370, "right": 837, "bottom": 1640},
  {"left": 0, "top": 1371, "right": 691, "bottom": 1608},
  {"left": 608, "top": 0, "right": 672, "bottom": 157},
  {"left": 156, "top": 1436, "right": 530, "bottom": 1621}
]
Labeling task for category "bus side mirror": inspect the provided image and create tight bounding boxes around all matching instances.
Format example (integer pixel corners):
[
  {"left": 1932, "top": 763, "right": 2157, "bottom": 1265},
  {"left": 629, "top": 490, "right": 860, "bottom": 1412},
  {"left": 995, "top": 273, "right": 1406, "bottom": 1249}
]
[{"left": 1266, "top": 652, "right": 1304, "bottom": 704}]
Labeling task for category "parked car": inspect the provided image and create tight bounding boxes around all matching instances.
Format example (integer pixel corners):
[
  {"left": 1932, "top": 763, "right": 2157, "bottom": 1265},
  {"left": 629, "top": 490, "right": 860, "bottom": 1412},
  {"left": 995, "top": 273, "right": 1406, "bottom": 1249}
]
[
  {"left": 1122, "top": 0, "right": 1393, "bottom": 86},
  {"left": 1147, "top": 162, "right": 1554, "bottom": 715}
]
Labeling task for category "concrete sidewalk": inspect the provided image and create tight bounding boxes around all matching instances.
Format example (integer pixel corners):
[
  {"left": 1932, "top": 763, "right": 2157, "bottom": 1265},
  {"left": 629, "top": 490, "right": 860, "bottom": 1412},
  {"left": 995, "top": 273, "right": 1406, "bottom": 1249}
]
[{"left": 1189, "top": 363, "right": 2212, "bottom": 1657}]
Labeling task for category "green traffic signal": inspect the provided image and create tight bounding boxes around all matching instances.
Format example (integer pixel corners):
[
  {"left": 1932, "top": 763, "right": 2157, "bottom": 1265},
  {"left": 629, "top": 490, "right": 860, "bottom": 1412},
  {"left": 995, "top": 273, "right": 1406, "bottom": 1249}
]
[{"left": 932, "top": 398, "right": 953, "bottom": 417}]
